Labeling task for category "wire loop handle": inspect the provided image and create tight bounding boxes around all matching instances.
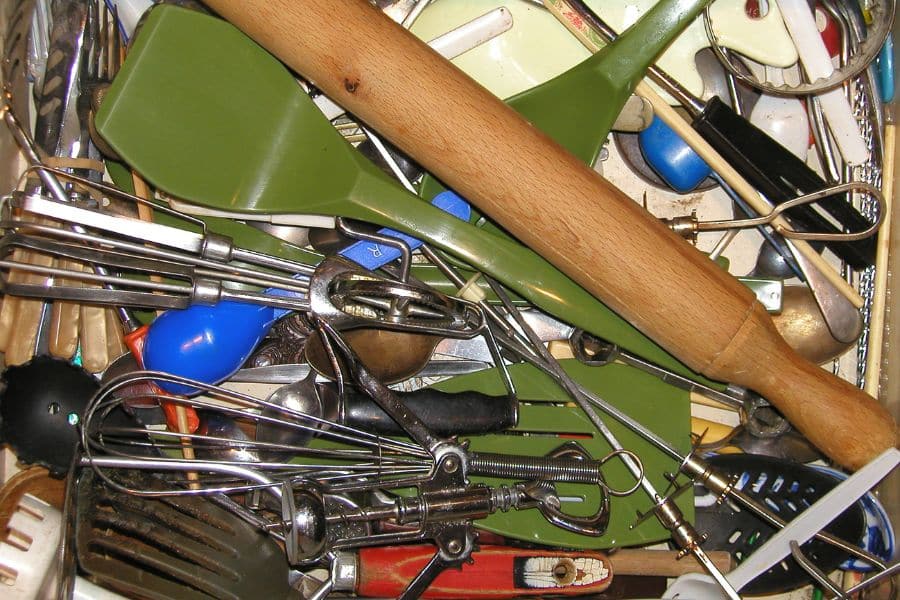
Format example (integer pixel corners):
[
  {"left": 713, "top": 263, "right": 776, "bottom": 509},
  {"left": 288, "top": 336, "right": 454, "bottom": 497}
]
[{"left": 670, "top": 181, "right": 884, "bottom": 241}]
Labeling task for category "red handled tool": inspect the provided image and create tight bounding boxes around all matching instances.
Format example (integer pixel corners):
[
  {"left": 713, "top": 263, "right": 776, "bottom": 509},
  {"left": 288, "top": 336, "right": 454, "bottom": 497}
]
[{"left": 343, "top": 545, "right": 612, "bottom": 598}]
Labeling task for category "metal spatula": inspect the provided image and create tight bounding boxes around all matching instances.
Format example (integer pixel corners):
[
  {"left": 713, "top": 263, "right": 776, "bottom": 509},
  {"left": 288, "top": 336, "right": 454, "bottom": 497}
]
[{"left": 75, "top": 468, "right": 293, "bottom": 600}]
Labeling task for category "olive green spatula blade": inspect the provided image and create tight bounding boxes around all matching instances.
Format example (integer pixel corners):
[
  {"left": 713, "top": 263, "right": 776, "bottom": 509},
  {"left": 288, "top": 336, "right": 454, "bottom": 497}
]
[
  {"left": 432, "top": 360, "right": 693, "bottom": 549},
  {"left": 506, "top": 0, "right": 712, "bottom": 165}
]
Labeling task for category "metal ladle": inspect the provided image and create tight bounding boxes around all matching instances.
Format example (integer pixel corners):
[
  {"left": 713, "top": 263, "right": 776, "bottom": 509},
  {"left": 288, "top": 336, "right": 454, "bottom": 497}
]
[
  {"left": 749, "top": 239, "right": 797, "bottom": 279},
  {"left": 257, "top": 370, "right": 325, "bottom": 455},
  {"left": 771, "top": 285, "right": 856, "bottom": 365},
  {"left": 304, "top": 328, "right": 438, "bottom": 384},
  {"left": 749, "top": 245, "right": 860, "bottom": 359}
]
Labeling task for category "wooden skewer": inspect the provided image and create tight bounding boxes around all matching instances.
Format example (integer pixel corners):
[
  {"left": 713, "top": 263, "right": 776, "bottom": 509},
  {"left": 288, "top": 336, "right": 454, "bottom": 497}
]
[
  {"left": 202, "top": 0, "right": 896, "bottom": 469},
  {"left": 541, "top": 0, "right": 863, "bottom": 308},
  {"left": 864, "top": 119, "right": 895, "bottom": 397},
  {"left": 610, "top": 548, "right": 733, "bottom": 576},
  {"left": 131, "top": 171, "right": 157, "bottom": 224},
  {"left": 132, "top": 171, "right": 199, "bottom": 488},
  {"left": 173, "top": 400, "right": 200, "bottom": 490}
]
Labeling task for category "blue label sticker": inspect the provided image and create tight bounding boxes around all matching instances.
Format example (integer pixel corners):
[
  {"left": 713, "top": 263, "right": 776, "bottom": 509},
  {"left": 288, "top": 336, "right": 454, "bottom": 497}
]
[{"left": 340, "top": 191, "right": 471, "bottom": 270}]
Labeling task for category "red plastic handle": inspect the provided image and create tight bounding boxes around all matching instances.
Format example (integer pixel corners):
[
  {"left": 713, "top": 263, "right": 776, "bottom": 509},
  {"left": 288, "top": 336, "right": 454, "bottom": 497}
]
[
  {"left": 815, "top": 3, "right": 841, "bottom": 58},
  {"left": 357, "top": 545, "right": 612, "bottom": 598}
]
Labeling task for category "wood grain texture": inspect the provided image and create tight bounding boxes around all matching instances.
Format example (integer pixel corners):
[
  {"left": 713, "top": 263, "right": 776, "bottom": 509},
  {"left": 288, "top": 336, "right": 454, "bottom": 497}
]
[
  {"left": 609, "top": 549, "right": 733, "bottom": 575},
  {"left": 202, "top": 0, "right": 896, "bottom": 469},
  {"left": 864, "top": 123, "right": 894, "bottom": 396}
]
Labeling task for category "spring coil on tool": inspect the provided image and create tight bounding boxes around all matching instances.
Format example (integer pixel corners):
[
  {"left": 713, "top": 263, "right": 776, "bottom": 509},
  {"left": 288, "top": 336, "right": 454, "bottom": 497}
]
[
  {"left": 489, "top": 484, "right": 529, "bottom": 512},
  {"left": 469, "top": 453, "right": 601, "bottom": 484},
  {"left": 468, "top": 445, "right": 644, "bottom": 498}
]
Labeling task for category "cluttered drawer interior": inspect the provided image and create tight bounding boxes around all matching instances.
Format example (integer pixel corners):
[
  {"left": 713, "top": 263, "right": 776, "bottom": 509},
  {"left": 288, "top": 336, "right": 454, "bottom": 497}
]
[{"left": 0, "top": 1, "right": 896, "bottom": 599}]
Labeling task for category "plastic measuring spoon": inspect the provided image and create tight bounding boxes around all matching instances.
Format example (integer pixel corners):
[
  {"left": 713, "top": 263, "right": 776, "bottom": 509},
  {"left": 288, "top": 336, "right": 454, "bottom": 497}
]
[{"left": 749, "top": 66, "right": 809, "bottom": 160}]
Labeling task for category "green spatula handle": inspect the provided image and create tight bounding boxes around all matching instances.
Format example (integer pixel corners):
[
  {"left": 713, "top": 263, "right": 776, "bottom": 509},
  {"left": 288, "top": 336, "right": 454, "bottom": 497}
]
[{"left": 202, "top": 0, "right": 896, "bottom": 470}]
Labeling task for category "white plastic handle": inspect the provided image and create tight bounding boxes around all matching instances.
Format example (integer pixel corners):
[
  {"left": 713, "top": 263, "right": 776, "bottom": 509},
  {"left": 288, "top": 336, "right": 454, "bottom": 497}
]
[
  {"left": 314, "top": 7, "right": 514, "bottom": 120},
  {"left": 775, "top": 0, "right": 867, "bottom": 165},
  {"left": 428, "top": 6, "right": 514, "bottom": 60}
]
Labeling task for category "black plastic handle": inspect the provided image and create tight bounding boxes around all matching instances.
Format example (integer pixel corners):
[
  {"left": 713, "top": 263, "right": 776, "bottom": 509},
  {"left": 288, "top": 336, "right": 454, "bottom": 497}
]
[
  {"left": 336, "top": 386, "right": 518, "bottom": 436},
  {"left": 694, "top": 97, "right": 876, "bottom": 269}
]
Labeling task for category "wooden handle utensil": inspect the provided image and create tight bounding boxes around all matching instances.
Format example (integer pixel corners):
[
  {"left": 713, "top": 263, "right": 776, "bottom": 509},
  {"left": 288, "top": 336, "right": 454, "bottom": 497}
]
[
  {"left": 609, "top": 549, "right": 733, "bottom": 576},
  {"left": 201, "top": 0, "right": 896, "bottom": 469}
]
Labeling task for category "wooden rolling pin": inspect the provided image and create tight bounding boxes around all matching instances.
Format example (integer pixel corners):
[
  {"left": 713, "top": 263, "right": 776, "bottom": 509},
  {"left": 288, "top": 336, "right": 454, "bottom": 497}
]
[{"left": 202, "top": 0, "right": 896, "bottom": 470}]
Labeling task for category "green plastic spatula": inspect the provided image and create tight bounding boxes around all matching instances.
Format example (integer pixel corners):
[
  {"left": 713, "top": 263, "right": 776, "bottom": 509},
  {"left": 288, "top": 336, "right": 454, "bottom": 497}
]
[
  {"left": 94, "top": 5, "right": 702, "bottom": 379},
  {"left": 432, "top": 360, "right": 693, "bottom": 548},
  {"left": 419, "top": 0, "right": 712, "bottom": 201},
  {"left": 508, "top": 0, "right": 711, "bottom": 165}
]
